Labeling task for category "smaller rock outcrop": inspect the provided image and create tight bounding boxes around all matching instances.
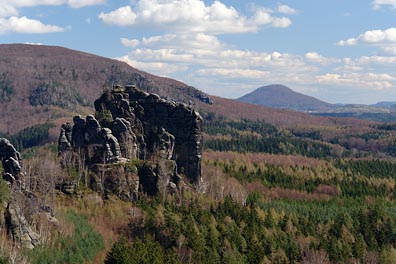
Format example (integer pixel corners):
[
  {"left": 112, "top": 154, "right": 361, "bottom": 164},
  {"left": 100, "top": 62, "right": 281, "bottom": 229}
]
[
  {"left": 0, "top": 138, "right": 22, "bottom": 185},
  {"left": 6, "top": 194, "right": 40, "bottom": 249},
  {"left": 58, "top": 123, "right": 72, "bottom": 152},
  {"left": 112, "top": 117, "right": 138, "bottom": 159},
  {"left": 60, "top": 115, "right": 124, "bottom": 164},
  {"left": 90, "top": 163, "right": 139, "bottom": 200},
  {"left": 0, "top": 138, "right": 45, "bottom": 249}
]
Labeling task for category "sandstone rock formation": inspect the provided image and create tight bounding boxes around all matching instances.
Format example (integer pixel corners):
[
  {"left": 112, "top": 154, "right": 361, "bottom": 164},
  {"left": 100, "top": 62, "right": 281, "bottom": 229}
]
[
  {"left": 6, "top": 194, "right": 40, "bottom": 249},
  {"left": 90, "top": 163, "right": 139, "bottom": 200},
  {"left": 59, "top": 115, "right": 125, "bottom": 164},
  {"left": 58, "top": 85, "right": 203, "bottom": 197},
  {"left": 0, "top": 138, "right": 43, "bottom": 249},
  {"left": 0, "top": 138, "right": 22, "bottom": 184}
]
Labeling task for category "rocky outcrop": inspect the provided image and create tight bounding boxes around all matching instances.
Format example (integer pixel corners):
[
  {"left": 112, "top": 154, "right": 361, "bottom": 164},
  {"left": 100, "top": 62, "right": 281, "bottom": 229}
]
[
  {"left": 90, "top": 163, "right": 139, "bottom": 200},
  {"left": 122, "top": 85, "right": 203, "bottom": 184},
  {"left": 0, "top": 138, "right": 23, "bottom": 184},
  {"left": 0, "top": 139, "right": 45, "bottom": 249},
  {"left": 58, "top": 85, "right": 203, "bottom": 198},
  {"left": 59, "top": 115, "right": 125, "bottom": 164},
  {"left": 6, "top": 194, "right": 40, "bottom": 249}
]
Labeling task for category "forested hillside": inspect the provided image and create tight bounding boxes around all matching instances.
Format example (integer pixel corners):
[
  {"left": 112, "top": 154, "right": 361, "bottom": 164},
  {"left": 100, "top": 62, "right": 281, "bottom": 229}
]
[
  {"left": 0, "top": 44, "right": 212, "bottom": 134},
  {"left": 100, "top": 112, "right": 396, "bottom": 263},
  {"left": 1, "top": 44, "right": 396, "bottom": 263},
  {"left": 1, "top": 108, "right": 396, "bottom": 263}
]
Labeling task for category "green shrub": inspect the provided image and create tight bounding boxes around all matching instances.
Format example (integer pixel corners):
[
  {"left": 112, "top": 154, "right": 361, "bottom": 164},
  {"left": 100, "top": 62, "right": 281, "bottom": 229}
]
[
  {"left": 105, "top": 235, "right": 179, "bottom": 264},
  {"left": 29, "top": 211, "right": 104, "bottom": 264}
]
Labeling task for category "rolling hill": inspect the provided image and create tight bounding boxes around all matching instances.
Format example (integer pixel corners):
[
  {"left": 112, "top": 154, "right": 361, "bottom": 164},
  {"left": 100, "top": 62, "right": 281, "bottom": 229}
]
[
  {"left": 0, "top": 43, "right": 385, "bottom": 148},
  {"left": 237, "top": 84, "right": 334, "bottom": 111},
  {"left": 371, "top": 101, "right": 396, "bottom": 108},
  {"left": 0, "top": 44, "right": 212, "bottom": 134}
]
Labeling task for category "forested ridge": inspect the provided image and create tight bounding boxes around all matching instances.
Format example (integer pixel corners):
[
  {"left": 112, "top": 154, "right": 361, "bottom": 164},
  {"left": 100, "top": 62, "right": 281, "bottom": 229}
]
[
  {"left": 102, "top": 115, "right": 396, "bottom": 263},
  {"left": 3, "top": 43, "right": 396, "bottom": 263},
  {"left": 2, "top": 111, "right": 396, "bottom": 263}
]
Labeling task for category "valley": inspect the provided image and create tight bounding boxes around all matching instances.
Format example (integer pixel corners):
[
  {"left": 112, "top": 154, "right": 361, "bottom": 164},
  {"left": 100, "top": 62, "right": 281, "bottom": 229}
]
[{"left": 0, "top": 44, "right": 395, "bottom": 263}]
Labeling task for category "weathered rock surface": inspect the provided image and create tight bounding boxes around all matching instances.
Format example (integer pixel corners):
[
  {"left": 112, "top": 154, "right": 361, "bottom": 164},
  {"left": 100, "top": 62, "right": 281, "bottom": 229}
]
[
  {"left": 60, "top": 115, "right": 124, "bottom": 164},
  {"left": 138, "top": 160, "right": 179, "bottom": 196},
  {"left": 95, "top": 85, "right": 203, "bottom": 184},
  {"left": 0, "top": 138, "right": 23, "bottom": 184},
  {"left": 90, "top": 163, "right": 139, "bottom": 200},
  {"left": 59, "top": 85, "right": 203, "bottom": 198},
  {"left": 0, "top": 139, "right": 50, "bottom": 249},
  {"left": 6, "top": 195, "right": 40, "bottom": 249}
]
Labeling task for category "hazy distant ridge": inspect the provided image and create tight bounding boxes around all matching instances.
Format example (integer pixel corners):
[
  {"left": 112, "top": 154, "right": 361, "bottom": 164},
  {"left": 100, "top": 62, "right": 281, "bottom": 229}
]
[
  {"left": 371, "top": 101, "right": 396, "bottom": 108},
  {"left": 237, "top": 84, "right": 334, "bottom": 111}
]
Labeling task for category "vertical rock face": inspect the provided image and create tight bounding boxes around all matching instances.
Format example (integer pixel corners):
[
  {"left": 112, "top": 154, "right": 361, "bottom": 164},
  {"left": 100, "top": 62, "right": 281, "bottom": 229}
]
[
  {"left": 5, "top": 196, "right": 40, "bottom": 249},
  {"left": 112, "top": 117, "right": 138, "bottom": 160},
  {"left": 60, "top": 115, "right": 124, "bottom": 164},
  {"left": 124, "top": 86, "right": 203, "bottom": 184},
  {"left": 58, "top": 85, "right": 203, "bottom": 196},
  {"left": 0, "top": 138, "right": 41, "bottom": 249},
  {"left": 0, "top": 138, "right": 22, "bottom": 184}
]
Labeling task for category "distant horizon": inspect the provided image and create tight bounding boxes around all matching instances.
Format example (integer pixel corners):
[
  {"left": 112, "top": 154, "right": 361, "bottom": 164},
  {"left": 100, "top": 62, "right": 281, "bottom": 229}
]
[
  {"left": 1, "top": 0, "right": 396, "bottom": 104},
  {"left": 233, "top": 83, "right": 396, "bottom": 106}
]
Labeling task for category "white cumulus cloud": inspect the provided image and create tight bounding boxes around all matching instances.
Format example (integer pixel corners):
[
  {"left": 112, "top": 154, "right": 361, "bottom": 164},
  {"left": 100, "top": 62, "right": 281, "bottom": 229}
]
[
  {"left": 337, "top": 28, "right": 396, "bottom": 46},
  {"left": 98, "top": 0, "right": 294, "bottom": 34},
  {"left": 67, "top": 0, "right": 106, "bottom": 8},
  {"left": 119, "top": 28, "right": 396, "bottom": 100},
  {"left": 373, "top": 0, "right": 396, "bottom": 9},
  {"left": 0, "top": 3, "right": 18, "bottom": 17},
  {"left": 0, "top": 0, "right": 103, "bottom": 35},
  {"left": 0, "top": 16, "right": 66, "bottom": 34},
  {"left": 361, "top": 28, "right": 396, "bottom": 43},
  {"left": 277, "top": 4, "right": 298, "bottom": 14},
  {"left": 382, "top": 46, "right": 396, "bottom": 55},
  {"left": 271, "top": 17, "right": 292, "bottom": 28},
  {"left": 337, "top": 38, "right": 357, "bottom": 46},
  {"left": 305, "top": 52, "right": 340, "bottom": 65},
  {"left": 121, "top": 37, "right": 140, "bottom": 48},
  {"left": 2, "top": 0, "right": 105, "bottom": 8},
  {"left": 337, "top": 28, "right": 396, "bottom": 55},
  {"left": 5, "top": 0, "right": 65, "bottom": 7},
  {"left": 305, "top": 52, "right": 326, "bottom": 64},
  {"left": 117, "top": 31, "right": 327, "bottom": 96},
  {"left": 99, "top": 6, "right": 136, "bottom": 26},
  {"left": 317, "top": 72, "right": 395, "bottom": 91},
  {"left": 117, "top": 55, "right": 188, "bottom": 76},
  {"left": 139, "top": 33, "right": 225, "bottom": 51},
  {"left": 254, "top": 9, "right": 292, "bottom": 28},
  {"left": 24, "top": 42, "right": 43, "bottom": 45},
  {"left": 196, "top": 68, "right": 270, "bottom": 79}
]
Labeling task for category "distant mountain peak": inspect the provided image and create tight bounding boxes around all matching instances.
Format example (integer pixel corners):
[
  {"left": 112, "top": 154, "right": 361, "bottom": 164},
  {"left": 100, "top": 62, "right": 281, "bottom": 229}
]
[
  {"left": 257, "top": 84, "right": 291, "bottom": 91},
  {"left": 371, "top": 101, "right": 396, "bottom": 108},
  {"left": 237, "top": 84, "right": 334, "bottom": 112}
]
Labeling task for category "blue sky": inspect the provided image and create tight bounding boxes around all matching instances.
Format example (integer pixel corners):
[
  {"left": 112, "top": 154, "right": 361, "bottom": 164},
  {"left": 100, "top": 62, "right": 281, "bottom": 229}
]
[{"left": 1, "top": 0, "right": 396, "bottom": 104}]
